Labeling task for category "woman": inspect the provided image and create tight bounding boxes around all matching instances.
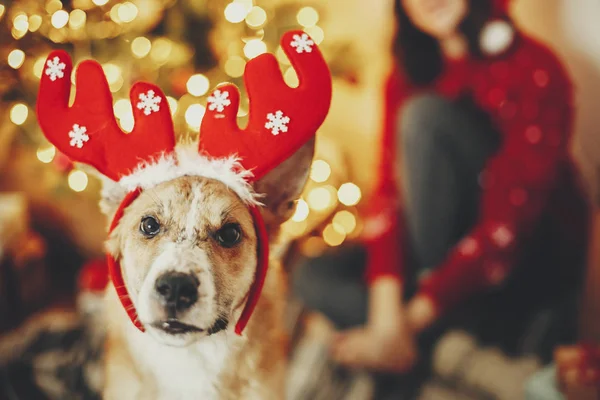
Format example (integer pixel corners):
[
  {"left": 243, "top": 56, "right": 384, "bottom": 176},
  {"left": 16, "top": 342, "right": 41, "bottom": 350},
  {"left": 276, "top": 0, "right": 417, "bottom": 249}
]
[{"left": 294, "top": 0, "right": 589, "bottom": 393}]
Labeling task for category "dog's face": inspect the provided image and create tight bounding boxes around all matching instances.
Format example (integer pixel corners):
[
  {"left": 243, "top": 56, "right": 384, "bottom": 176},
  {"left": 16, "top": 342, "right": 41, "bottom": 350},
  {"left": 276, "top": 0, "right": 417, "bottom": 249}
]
[
  {"left": 104, "top": 139, "right": 315, "bottom": 347},
  {"left": 107, "top": 177, "right": 257, "bottom": 346}
]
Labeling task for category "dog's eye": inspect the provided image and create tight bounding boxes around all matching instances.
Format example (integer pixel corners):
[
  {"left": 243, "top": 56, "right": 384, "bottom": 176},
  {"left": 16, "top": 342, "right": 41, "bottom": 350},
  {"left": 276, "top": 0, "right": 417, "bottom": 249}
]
[
  {"left": 140, "top": 216, "right": 160, "bottom": 237},
  {"left": 215, "top": 224, "right": 242, "bottom": 248}
]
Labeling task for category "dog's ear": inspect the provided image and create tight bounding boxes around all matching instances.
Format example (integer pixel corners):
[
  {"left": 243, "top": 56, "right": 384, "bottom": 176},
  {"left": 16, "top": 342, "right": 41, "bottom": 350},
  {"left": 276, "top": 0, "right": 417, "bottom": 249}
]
[
  {"left": 98, "top": 176, "right": 128, "bottom": 220},
  {"left": 254, "top": 137, "right": 315, "bottom": 230}
]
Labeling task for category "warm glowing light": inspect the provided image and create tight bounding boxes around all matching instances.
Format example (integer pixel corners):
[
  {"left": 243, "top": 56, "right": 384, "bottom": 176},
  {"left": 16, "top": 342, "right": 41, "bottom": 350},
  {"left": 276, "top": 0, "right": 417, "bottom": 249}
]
[
  {"left": 276, "top": 46, "right": 291, "bottom": 65},
  {"left": 224, "top": 2, "right": 248, "bottom": 23},
  {"left": 13, "top": 14, "right": 29, "bottom": 32},
  {"left": 284, "top": 67, "right": 299, "bottom": 87},
  {"left": 224, "top": 56, "right": 246, "bottom": 78},
  {"left": 338, "top": 183, "right": 361, "bottom": 206},
  {"left": 68, "top": 170, "right": 88, "bottom": 192},
  {"left": 46, "top": 0, "right": 63, "bottom": 13},
  {"left": 323, "top": 224, "right": 345, "bottom": 246},
  {"left": 29, "top": 15, "right": 42, "bottom": 32},
  {"left": 69, "top": 9, "right": 86, "bottom": 29},
  {"left": 0, "top": 5, "right": 5, "bottom": 19},
  {"left": 131, "top": 36, "right": 151, "bottom": 58},
  {"left": 245, "top": 6, "right": 266, "bottom": 28},
  {"left": 113, "top": 99, "right": 132, "bottom": 118},
  {"left": 118, "top": 2, "right": 138, "bottom": 23},
  {"left": 103, "top": 63, "right": 121, "bottom": 84},
  {"left": 186, "top": 74, "right": 210, "bottom": 97},
  {"left": 109, "top": 4, "right": 121, "bottom": 22},
  {"left": 151, "top": 38, "right": 172, "bottom": 63},
  {"left": 308, "top": 187, "right": 332, "bottom": 211},
  {"left": 8, "top": 50, "right": 25, "bottom": 69},
  {"left": 119, "top": 113, "right": 134, "bottom": 133},
  {"left": 304, "top": 26, "right": 324, "bottom": 44},
  {"left": 51, "top": 10, "right": 69, "bottom": 29},
  {"left": 237, "top": 107, "right": 248, "bottom": 117},
  {"left": 301, "top": 236, "right": 327, "bottom": 257},
  {"left": 185, "top": 104, "right": 206, "bottom": 129},
  {"left": 243, "top": 39, "right": 267, "bottom": 59},
  {"left": 332, "top": 210, "right": 357, "bottom": 234},
  {"left": 297, "top": 7, "right": 319, "bottom": 27},
  {"left": 310, "top": 160, "right": 331, "bottom": 183},
  {"left": 167, "top": 96, "right": 178, "bottom": 115},
  {"left": 292, "top": 199, "right": 309, "bottom": 222},
  {"left": 33, "top": 57, "right": 45, "bottom": 78},
  {"left": 234, "top": 0, "right": 253, "bottom": 11},
  {"left": 10, "top": 103, "right": 28, "bottom": 125},
  {"left": 92, "top": 0, "right": 109, "bottom": 6},
  {"left": 36, "top": 146, "right": 56, "bottom": 163},
  {"left": 285, "top": 219, "right": 308, "bottom": 237}
]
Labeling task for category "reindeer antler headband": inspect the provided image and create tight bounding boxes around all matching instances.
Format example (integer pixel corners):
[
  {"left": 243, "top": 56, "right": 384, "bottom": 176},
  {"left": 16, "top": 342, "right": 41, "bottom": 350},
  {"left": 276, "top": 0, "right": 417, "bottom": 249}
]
[{"left": 37, "top": 31, "right": 332, "bottom": 335}]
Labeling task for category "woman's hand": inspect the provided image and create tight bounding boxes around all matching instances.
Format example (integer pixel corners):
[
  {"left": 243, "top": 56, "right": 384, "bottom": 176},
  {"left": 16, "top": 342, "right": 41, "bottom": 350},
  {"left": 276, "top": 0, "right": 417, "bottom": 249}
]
[
  {"left": 330, "top": 318, "right": 418, "bottom": 372},
  {"left": 329, "top": 277, "right": 418, "bottom": 372}
]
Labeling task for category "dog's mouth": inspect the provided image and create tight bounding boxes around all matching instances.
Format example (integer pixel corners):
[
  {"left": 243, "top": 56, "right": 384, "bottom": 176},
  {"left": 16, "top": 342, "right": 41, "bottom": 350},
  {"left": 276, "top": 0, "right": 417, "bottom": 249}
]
[
  {"left": 151, "top": 320, "right": 204, "bottom": 335},
  {"left": 150, "top": 317, "right": 229, "bottom": 336}
]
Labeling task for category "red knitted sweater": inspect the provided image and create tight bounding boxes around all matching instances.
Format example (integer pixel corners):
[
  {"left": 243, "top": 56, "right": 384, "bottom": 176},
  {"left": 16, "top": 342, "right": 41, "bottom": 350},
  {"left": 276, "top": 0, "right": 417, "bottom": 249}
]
[{"left": 361, "top": 30, "right": 589, "bottom": 314}]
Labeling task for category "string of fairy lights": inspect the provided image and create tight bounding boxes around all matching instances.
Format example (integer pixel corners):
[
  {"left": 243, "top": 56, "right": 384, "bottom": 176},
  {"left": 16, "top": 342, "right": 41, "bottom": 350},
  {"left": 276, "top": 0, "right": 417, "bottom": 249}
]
[{"left": 2, "top": 0, "right": 363, "bottom": 251}]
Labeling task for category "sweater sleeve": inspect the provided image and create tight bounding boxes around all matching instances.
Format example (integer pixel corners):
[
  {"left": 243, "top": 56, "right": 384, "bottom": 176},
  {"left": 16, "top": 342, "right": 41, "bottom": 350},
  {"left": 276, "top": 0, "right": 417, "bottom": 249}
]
[
  {"left": 418, "top": 40, "right": 575, "bottom": 312},
  {"left": 361, "top": 72, "right": 406, "bottom": 284}
]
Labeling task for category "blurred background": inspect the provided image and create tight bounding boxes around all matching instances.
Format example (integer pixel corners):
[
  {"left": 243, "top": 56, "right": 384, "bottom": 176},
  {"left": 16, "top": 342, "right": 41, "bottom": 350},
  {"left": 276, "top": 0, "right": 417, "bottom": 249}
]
[{"left": 0, "top": 0, "right": 600, "bottom": 399}]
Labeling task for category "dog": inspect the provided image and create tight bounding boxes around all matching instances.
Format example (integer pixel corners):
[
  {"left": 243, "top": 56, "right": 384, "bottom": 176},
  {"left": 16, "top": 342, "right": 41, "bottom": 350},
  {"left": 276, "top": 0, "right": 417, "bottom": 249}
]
[
  {"left": 100, "top": 142, "right": 314, "bottom": 399},
  {"left": 35, "top": 30, "right": 331, "bottom": 400}
]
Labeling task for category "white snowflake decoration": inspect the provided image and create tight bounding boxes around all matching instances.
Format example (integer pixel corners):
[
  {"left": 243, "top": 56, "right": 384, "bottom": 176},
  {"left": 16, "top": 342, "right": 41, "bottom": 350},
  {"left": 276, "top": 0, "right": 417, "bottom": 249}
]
[
  {"left": 207, "top": 90, "right": 231, "bottom": 113},
  {"left": 45, "top": 56, "right": 66, "bottom": 81},
  {"left": 136, "top": 90, "right": 162, "bottom": 116},
  {"left": 69, "top": 124, "right": 89, "bottom": 149},
  {"left": 290, "top": 33, "right": 315, "bottom": 54},
  {"left": 265, "top": 110, "right": 290, "bottom": 135}
]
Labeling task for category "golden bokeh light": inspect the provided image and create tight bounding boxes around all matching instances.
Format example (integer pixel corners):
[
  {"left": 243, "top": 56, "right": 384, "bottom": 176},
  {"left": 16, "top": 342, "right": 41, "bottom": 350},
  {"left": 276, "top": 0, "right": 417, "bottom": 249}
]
[
  {"left": 332, "top": 210, "right": 357, "bottom": 234},
  {"left": 284, "top": 67, "right": 299, "bottom": 87},
  {"left": 69, "top": 9, "right": 86, "bottom": 29},
  {"left": 304, "top": 26, "right": 324, "bottom": 44},
  {"left": 36, "top": 146, "right": 56, "bottom": 164},
  {"left": 92, "top": 0, "right": 109, "bottom": 6},
  {"left": 166, "top": 96, "right": 178, "bottom": 115},
  {"left": 224, "top": 2, "right": 248, "bottom": 23},
  {"left": 131, "top": 36, "right": 151, "bottom": 58},
  {"left": 245, "top": 6, "right": 267, "bottom": 28},
  {"left": 186, "top": 74, "right": 210, "bottom": 97},
  {"left": 28, "top": 15, "right": 43, "bottom": 32},
  {"left": 276, "top": 46, "right": 291, "bottom": 65},
  {"left": 10, "top": 103, "right": 28, "bottom": 125},
  {"left": 118, "top": 2, "right": 138, "bottom": 23},
  {"left": 68, "top": 170, "right": 88, "bottom": 192},
  {"left": 46, "top": 0, "right": 63, "bottom": 13},
  {"left": 119, "top": 113, "right": 135, "bottom": 133},
  {"left": 338, "top": 182, "right": 362, "bottom": 206},
  {"left": 323, "top": 224, "right": 346, "bottom": 247},
  {"left": 51, "top": 10, "right": 69, "bottom": 29},
  {"left": 297, "top": 7, "right": 319, "bottom": 27},
  {"left": 185, "top": 104, "right": 206, "bottom": 129},
  {"left": 243, "top": 39, "right": 267, "bottom": 59},
  {"left": 113, "top": 99, "right": 132, "bottom": 118},
  {"left": 33, "top": 56, "right": 45, "bottom": 78},
  {"left": 224, "top": 56, "right": 246, "bottom": 78},
  {"left": 103, "top": 63, "right": 121, "bottom": 84},
  {"left": 8, "top": 50, "right": 25, "bottom": 69},
  {"left": 13, "top": 14, "right": 29, "bottom": 32},
  {"left": 151, "top": 38, "right": 172, "bottom": 63},
  {"left": 292, "top": 199, "right": 310, "bottom": 222},
  {"left": 308, "top": 186, "right": 334, "bottom": 211},
  {"left": 310, "top": 159, "right": 331, "bottom": 183},
  {"left": 0, "top": 5, "right": 5, "bottom": 19}
]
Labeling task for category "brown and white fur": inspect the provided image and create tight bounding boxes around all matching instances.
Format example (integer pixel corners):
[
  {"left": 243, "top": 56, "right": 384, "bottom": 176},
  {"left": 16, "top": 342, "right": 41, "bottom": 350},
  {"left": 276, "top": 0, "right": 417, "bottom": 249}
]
[{"left": 100, "top": 139, "right": 315, "bottom": 400}]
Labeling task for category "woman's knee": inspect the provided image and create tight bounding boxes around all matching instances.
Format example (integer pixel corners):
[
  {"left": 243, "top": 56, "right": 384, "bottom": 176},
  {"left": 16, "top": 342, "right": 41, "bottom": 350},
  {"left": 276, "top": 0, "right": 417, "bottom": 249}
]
[{"left": 399, "top": 93, "right": 454, "bottom": 149}]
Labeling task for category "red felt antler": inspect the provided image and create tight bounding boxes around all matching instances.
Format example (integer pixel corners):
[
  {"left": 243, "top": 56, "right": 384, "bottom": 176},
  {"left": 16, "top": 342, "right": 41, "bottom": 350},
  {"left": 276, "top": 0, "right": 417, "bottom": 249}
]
[
  {"left": 36, "top": 51, "right": 176, "bottom": 181},
  {"left": 199, "top": 30, "right": 332, "bottom": 181}
]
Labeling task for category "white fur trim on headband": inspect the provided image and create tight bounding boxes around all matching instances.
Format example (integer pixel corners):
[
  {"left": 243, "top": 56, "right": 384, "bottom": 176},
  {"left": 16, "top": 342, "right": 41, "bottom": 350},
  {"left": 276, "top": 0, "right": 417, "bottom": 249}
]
[
  {"left": 118, "top": 146, "right": 261, "bottom": 205},
  {"left": 480, "top": 20, "right": 515, "bottom": 57}
]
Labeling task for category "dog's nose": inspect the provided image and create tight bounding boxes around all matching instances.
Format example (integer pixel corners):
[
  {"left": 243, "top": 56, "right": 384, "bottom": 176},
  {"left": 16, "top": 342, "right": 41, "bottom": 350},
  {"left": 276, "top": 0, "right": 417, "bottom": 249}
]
[{"left": 154, "top": 272, "right": 199, "bottom": 312}]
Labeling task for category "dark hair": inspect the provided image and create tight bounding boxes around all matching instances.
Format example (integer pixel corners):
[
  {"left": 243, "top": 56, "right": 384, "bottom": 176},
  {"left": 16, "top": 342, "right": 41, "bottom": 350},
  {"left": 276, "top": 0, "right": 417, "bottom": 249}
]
[{"left": 393, "top": 0, "right": 493, "bottom": 86}]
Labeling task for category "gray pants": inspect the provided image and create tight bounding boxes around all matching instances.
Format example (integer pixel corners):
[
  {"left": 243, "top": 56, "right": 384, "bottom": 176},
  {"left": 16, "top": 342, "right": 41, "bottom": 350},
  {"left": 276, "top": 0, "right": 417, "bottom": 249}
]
[{"left": 293, "top": 94, "right": 499, "bottom": 330}]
